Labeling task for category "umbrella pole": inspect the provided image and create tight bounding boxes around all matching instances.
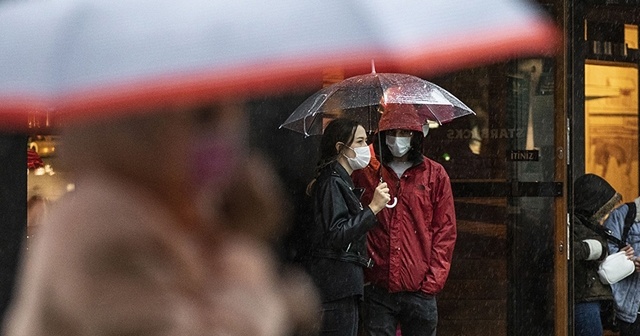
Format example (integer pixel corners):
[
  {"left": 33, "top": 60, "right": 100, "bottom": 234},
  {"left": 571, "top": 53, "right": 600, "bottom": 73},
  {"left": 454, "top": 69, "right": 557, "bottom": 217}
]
[
  {"left": 377, "top": 130, "right": 383, "bottom": 183},
  {"left": 376, "top": 129, "right": 397, "bottom": 208}
]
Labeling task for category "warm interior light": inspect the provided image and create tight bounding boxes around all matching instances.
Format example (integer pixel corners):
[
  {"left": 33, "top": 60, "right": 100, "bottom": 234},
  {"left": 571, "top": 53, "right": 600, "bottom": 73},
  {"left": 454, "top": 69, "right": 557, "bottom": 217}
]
[
  {"left": 625, "top": 24, "right": 638, "bottom": 49},
  {"left": 43, "top": 165, "right": 55, "bottom": 176}
]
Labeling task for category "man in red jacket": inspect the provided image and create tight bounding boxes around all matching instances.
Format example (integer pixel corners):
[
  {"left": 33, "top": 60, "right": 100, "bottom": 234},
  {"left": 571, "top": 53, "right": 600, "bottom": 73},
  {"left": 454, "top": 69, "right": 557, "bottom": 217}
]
[{"left": 352, "top": 103, "right": 457, "bottom": 336}]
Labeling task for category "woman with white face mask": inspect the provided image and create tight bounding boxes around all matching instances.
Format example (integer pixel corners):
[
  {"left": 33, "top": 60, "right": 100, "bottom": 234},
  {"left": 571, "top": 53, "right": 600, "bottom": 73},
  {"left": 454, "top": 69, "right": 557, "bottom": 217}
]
[{"left": 300, "top": 118, "right": 390, "bottom": 336}]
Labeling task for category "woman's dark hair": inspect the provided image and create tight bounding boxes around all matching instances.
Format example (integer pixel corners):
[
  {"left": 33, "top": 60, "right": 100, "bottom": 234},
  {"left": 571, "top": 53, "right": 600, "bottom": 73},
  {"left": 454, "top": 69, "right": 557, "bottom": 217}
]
[
  {"left": 306, "top": 118, "right": 361, "bottom": 195},
  {"left": 317, "top": 118, "right": 360, "bottom": 170},
  {"left": 373, "top": 130, "right": 424, "bottom": 164}
]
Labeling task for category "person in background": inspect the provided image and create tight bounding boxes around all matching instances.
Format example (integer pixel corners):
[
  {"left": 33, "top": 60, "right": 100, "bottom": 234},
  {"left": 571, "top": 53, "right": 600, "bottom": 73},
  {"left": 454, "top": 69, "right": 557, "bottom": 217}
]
[
  {"left": 572, "top": 173, "right": 630, "bottom": 336},
  {"left": 301, "top": 118, "right": 390, "bottom": 336},
  {"left": 352, "top": 103, "right": 457, "bottom": 336},
  {"left": 26, "top": 194, "right": 48, "bottom": 238},
  {"left": 3, "top": 102, "right": 319, "bottom": 336},
  {"left": 604, "top": 197, "right": 640, "bottom": 336}
]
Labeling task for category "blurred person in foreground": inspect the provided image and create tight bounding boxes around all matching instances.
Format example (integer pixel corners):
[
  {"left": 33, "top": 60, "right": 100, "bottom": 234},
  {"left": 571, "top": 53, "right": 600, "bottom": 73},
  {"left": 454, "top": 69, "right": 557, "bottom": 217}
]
[
  {"left": 299, "top": 118, "right": 390, "bottom": 336},
  {"left": 2, "top": 102, "right": 319, "bottom": 336},
  {"left": 352, "top": 104, "right": 457, "bottom": 336},
  {"left": 572, "top": 173, "right": 633, "bottom": 336},
  {"left": 604, "top": 197, "right": 640, "bottom": 336}
]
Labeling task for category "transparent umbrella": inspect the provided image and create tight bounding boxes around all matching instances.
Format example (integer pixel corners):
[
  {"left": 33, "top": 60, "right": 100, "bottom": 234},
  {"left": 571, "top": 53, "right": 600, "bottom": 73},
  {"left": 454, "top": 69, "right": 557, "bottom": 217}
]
[
  {"left": 280, "top": 68, "right": 476, "bottom": 136},
  {"left": 281, "top": 67, "right": 476, "bottom": 208}
]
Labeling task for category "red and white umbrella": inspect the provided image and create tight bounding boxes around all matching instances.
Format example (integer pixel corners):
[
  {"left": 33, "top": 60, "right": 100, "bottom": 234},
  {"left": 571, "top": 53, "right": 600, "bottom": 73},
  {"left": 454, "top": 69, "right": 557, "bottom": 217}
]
[{"left": 0, "top": 0, "right": 559, "bottom": 129}]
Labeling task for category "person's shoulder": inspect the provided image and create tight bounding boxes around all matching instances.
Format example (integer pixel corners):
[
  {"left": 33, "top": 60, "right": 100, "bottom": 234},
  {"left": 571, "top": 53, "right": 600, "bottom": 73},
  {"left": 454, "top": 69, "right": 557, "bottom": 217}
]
[
  {"left": 420, "top": 156, "right": 449, "bottom": 175},
  {"left": 420, "top": 155, "right": 440, "bottom": 166},
  {"left": 605, "top": 202, "right": 632, "bottom": 228},
  {"left": 612, "top": 203, "right": 630, "bottom": 216},
  {"left": 352, "top": 164, "right": 377, "bottom": 178},
  {"left": 315, "top": 162, "right": 341, "bottom": 182},
  {"left": 315, "top": 166, "right": 346, "bottom": 189}
]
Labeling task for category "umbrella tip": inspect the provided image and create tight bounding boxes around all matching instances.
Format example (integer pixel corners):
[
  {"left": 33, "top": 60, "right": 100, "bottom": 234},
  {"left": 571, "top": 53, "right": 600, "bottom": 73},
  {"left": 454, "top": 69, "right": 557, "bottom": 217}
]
[{"left": 371, "top": 59, "right": 376, "bottom": 74}]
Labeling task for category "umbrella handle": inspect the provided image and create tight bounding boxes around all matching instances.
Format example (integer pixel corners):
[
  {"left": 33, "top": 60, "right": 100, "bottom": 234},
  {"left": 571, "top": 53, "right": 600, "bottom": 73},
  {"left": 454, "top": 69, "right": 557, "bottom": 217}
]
[{"left": 386, "top": 197, "right": 398, "bottom": 208}]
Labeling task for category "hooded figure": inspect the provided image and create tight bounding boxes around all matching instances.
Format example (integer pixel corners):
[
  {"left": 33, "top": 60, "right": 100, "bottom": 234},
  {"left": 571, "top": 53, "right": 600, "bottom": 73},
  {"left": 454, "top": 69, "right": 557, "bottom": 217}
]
[
  {"left": 574, "top": 174, "right": 622, "bottom": 227},
  {"left": 377, "top": 103, "right": 424, "bottom": 134},
  {"left": 572, "top": 173, "right": 622, "bottom": 336},
  {"left": 374, "top": 103, "right": 424, "bottom": 165},
  {"left": 352, "top": 102, "right": 456, "bottom": 336}
]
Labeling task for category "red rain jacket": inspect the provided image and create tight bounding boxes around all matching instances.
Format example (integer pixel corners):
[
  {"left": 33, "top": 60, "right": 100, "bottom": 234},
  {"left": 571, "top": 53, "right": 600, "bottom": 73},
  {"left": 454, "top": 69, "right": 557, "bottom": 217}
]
[{"left": 352, "top": 153, "right": 456, "bottom": 295}]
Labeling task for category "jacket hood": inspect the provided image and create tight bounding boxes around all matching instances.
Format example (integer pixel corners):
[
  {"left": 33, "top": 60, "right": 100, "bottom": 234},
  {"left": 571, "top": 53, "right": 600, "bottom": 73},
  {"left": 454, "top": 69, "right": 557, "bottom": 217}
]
[
  {"left": 378, "top": 103, "right": 423, "bottom": 132},
  {"left": 573, "top": 173, "right": 621, "bottom": 224}
]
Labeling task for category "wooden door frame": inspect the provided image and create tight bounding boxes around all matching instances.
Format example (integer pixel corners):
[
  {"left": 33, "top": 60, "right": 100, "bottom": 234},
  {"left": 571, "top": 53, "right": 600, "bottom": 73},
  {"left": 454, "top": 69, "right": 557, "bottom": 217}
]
[{"left": 551, "top": 0, "right": 569, "bottom": 335}]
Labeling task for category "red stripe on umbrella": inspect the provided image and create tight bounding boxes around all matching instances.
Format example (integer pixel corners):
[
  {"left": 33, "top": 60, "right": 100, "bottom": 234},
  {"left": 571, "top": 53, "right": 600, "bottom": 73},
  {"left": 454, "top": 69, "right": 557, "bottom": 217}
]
[{"left": 0, "top": 0, "right": 560, "bottom": 130}]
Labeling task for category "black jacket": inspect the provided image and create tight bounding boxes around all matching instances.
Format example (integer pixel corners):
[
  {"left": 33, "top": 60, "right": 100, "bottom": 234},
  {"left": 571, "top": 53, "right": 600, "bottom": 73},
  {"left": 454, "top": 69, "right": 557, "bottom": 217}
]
[
  {"left": 573, "top": 214, "right": 612, "bottom": 303},
  {"left": 301, "top": 162, "right": 377, "bottom": 302}
]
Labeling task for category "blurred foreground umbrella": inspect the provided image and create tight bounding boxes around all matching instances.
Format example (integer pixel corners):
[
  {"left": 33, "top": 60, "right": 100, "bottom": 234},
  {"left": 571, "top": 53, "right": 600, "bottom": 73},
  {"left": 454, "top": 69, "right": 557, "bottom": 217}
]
[
  {"left": 0, "top": 0, "right": 558, "bottom": 129},
  {"left": 280, "top": 69, "right": 476, "bottom": 136}
]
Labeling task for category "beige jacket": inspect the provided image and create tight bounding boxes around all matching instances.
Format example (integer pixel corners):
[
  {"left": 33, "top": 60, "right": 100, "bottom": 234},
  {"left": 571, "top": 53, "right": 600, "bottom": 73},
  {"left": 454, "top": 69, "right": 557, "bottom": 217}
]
[{"left": 4, "top": 173, "right": 288, "bottom": 336}]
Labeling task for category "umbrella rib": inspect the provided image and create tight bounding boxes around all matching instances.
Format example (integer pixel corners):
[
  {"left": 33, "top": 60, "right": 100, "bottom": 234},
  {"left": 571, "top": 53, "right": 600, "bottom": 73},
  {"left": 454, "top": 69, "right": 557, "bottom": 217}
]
[
  {"left": 302, "top": 93, "right": 332, "bottom": 136},
  {"left": 423, "top": 104, "right": 444, "bottom": 125}
]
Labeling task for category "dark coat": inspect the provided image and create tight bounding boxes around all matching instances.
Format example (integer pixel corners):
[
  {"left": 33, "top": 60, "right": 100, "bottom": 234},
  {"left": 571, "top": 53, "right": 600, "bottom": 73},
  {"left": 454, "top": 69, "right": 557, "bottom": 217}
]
[
  {"left": 572, "top": 174, "right": 622, "bottom": 303},
  {"left": 573, "top": 214, "right": 612, "bottom": 302},
  {"left": 302, "top": 161, "right": 377, "bottom": 302}
]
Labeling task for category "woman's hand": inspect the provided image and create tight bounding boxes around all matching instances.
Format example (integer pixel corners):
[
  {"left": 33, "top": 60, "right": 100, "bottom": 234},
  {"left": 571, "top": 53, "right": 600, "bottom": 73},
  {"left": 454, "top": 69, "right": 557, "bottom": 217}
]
[
  {"left": 621, "top": 244, "right": 636, "bottom": 272},
  {"left": 368, "top": 182, "right": 390, "bottom": 214},
  {"left": 622, "top": 244, "right": 635, "bottom": 259}
]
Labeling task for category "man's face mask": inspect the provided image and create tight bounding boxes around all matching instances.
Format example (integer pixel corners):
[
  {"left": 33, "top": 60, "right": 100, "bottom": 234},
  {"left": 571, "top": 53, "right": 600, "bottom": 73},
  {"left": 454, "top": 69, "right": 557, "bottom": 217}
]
[{"left": 386, "top": 134, "right": 412, "bottom": 157}]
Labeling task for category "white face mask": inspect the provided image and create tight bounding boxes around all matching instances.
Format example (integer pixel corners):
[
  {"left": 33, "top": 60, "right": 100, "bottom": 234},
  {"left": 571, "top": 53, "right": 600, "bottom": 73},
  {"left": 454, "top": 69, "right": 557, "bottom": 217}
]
[
  {"left": 343, "top": 145, "right": 371, "bottom": 170},
  {"left": 386, "top": 135, "right": 412, "bottom": 157}
]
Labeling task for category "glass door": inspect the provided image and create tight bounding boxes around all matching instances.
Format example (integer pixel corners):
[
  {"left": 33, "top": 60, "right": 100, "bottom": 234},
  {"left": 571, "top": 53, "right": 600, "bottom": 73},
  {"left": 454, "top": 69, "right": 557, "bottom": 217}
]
[{"left": 423, "top": 57, "right": 565, "bottom": 336}]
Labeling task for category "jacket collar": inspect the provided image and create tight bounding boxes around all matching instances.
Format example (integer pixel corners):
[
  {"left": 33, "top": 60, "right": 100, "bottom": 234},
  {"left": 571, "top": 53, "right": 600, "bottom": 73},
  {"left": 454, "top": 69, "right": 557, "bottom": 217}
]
[
  {"left": 328, "top": 161, "right": 354, "bottom": 188},
  {"left": 384, "top": 153, "right": 425, "bottom": 169}
]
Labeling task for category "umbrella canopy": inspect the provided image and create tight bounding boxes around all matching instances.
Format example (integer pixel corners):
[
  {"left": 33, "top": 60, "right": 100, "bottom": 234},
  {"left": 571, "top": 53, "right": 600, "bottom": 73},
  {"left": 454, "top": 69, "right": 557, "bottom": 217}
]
[
  {"left": 280, "top": 72, "right": 475, "bottom": 136},
  {"left": 0, "top": 0, "right": 558, "bottom": 129}
]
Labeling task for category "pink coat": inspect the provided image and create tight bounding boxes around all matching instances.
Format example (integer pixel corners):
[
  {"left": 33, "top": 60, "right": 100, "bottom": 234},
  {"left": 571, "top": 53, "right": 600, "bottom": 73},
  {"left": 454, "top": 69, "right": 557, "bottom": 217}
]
[{"left": 4, "top": 172, "right": 289, "bottom": 336}]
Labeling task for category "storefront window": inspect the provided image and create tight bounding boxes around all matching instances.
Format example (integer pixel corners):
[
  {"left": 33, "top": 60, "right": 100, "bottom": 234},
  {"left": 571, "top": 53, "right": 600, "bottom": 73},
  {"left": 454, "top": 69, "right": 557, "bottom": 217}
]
[
  {"left": 422, "top": 59, "right": 558, "bottom": 336},
  {"left": 26, "top": 135, "right": 73, "bottom": 241}
]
